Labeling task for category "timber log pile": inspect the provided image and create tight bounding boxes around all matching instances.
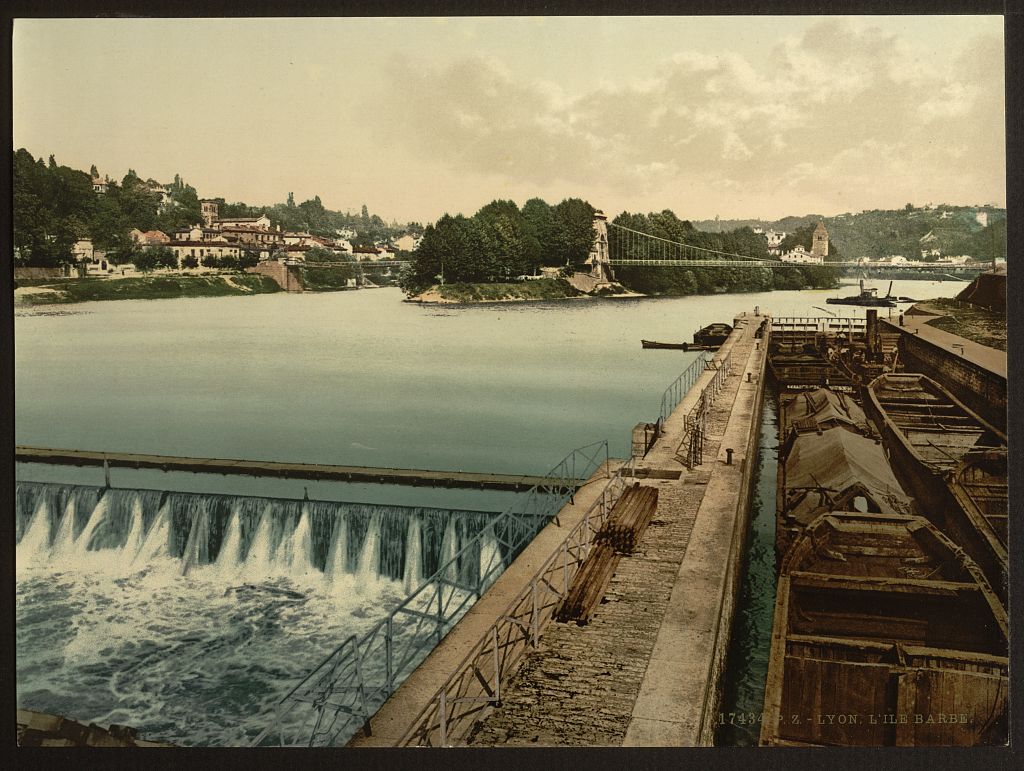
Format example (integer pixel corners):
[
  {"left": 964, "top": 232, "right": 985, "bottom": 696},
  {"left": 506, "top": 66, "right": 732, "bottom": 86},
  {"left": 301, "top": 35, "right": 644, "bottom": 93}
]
[{"left": 554, "top": 484, "right": 658, "bottom": 625}]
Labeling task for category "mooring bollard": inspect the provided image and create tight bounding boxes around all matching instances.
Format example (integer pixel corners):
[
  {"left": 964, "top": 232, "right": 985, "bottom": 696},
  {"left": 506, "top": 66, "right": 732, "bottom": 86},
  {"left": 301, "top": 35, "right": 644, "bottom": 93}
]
[{"left": 725, "top": 448, "right": 734, "bottom": 465}]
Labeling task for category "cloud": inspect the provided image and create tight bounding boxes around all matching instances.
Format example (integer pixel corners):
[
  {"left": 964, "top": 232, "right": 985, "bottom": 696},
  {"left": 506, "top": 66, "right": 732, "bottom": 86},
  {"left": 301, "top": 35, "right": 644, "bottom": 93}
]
[{"left": 374, "top": 20, "right": 1004, "bottom": 217}]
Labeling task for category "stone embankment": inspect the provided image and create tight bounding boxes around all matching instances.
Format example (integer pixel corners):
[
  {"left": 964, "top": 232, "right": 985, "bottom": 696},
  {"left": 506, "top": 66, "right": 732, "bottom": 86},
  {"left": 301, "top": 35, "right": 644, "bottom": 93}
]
[{"left": 463, "top": 313, "right": 767, "bottom": 747}]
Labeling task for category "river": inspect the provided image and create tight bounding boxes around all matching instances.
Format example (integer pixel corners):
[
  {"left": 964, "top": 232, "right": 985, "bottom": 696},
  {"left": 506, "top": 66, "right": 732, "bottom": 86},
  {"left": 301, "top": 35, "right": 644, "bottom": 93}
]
[{"left": 15, "top": 279, "right": 958, "bottom": 745}]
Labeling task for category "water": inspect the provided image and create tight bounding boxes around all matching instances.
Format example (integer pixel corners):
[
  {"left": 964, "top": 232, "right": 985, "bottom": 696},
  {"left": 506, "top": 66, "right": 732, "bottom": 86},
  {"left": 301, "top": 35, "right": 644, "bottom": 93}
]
[
  {"left": 714, "top": 391, "right": 779, "bottom": 746},
  {"left": 15, "top": 481, "right": 500, "bottom": 746},
  {"left": 15, "top": 280, "right": 957, "bottom": 745}
]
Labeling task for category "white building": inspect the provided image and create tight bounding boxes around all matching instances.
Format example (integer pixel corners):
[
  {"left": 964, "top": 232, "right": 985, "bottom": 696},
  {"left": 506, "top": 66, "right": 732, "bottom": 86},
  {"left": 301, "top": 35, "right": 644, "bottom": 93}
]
[
  {"left": 393, "top": 234, "right": 422, "bottom": 252},
  {"left": 976, "top": 212, "right": 988, "bottom": 227},
  {"left": 779, "top": 246, "right": 823, "bottom": 265}
]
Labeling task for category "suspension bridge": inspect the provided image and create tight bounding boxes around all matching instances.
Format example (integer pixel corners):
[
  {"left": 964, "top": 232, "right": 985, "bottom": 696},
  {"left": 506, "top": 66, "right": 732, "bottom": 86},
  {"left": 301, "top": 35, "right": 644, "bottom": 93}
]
[{"left": 604, "top": 222, "right": 985, "bottom": 272}]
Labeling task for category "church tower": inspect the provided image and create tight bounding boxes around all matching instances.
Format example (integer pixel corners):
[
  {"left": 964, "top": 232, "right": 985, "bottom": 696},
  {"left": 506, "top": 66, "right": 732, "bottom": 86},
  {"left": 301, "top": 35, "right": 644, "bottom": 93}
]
[{"left": 811, "top": 221, "right": 829, "bottom": 259}]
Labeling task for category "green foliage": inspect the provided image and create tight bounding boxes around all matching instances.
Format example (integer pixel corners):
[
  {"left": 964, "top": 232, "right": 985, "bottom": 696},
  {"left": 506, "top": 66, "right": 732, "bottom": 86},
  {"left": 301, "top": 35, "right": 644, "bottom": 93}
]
[
  {"left": 299, "top": 264, "right": 355, "bottom": 291},
  {"left": 402, "top": 196, "right": 597, "bottom": 294},
  {"left": 19, "top": 275, "right": 282, "bottom": 304},
  {"left": 182, "top": 255, "right": 199, "bottom": 269},
  {"left": 433, "top": 278, "right": 582, "bottom": 303}
]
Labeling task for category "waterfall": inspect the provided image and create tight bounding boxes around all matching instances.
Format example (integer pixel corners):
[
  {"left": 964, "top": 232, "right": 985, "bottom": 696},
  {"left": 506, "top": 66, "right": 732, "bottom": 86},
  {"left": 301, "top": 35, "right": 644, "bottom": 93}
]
[
  {"left": 281, "top": 504, "right": 316, "bottom": 579},
  {"left": 324, "top": 513, "right": 349, "bottom": 581},
  {"left": 51, "top": 498, "right": 78, "bottom": 561},
  {"left": 242, "top": 506, "right": 275, "bottom": 581},
  {"left": 73, "top": 493, "right": 110, "bottom": 556},
  {"left": 16, "top": 498, "right": 52, "bottom": 567},
  {"left": 119, "top": 496, "right": 146, "bottom": 569},
  {"left": 181, "top": 504, "right": 211, "bottom": 577},
  {"left": 216, "top": 506, "right": 243, "bottom": 576},
  {"left": 134, "top": 501, "right": 171, "bottom": 567},
  {"left": 403, "top": 516, "right": 423, "bottom": 595},
  {"left": 439, "top": 516, "right": 459, "bottom": 584},
  {"left": 15, "top": 482, "right": 497, "bottom": 595},
  {"left": 478, "top": 524, "right": 502, "bottom": 592},
  {"left": 356, "top": 511, "right": 382, "bottom": 583}
]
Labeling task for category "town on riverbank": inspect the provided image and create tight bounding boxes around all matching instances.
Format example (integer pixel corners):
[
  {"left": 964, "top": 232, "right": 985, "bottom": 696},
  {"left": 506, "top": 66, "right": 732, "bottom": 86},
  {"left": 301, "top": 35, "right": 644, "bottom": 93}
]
[{"left": 14, "top": 149, "right": 1006, "bottom": 307}]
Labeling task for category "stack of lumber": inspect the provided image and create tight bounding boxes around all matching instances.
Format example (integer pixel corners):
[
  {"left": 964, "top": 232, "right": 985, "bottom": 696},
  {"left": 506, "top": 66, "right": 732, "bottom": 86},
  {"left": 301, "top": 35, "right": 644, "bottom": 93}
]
[
  {"left": 595, "top": 484, "right": 659, "bottom": 553},
  {"left": 554, "top": 484, "right": 659, "bottom": 625}
]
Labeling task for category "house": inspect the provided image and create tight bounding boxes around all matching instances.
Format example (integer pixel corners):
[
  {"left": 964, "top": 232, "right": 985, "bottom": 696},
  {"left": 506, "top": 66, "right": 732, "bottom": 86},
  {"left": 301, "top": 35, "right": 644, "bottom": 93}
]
[
  {"left": 779, "top": 246, "right": 823, "bottom": 265},
  {"left": 172, "top": 226, "right": 227, "bottom": 243},
  {"left": 352, "top": 246, "right": 382, "bottom": 261},
  {"left": 278, "top": 244, "right": 313, "bottom": 262},
  {"left": 218, "top": 214, "right": 272, "bottom": 230},
  {"left": 334, "top": 239, "right": 354, "bottom": 254},
  {"left": 91, "top": 176, "right": 109, "bottom": 194},
  {"left": 975, "top": 212, "right": 989, "bottom": 227},
  {"left": 73, "top": 239, "right": 96, "bottom": 262},
  {"left": 221, "top": 226, "right": 284, "bottom": 247},
  {"left": 167, "top": 240, "right": 243, "bottom": 268},
  {"left": 130, "top": 229, "right": 170, "bottom": 246},
  {"left": 393, "top": 234, "right": 422, "bottom": 252}
]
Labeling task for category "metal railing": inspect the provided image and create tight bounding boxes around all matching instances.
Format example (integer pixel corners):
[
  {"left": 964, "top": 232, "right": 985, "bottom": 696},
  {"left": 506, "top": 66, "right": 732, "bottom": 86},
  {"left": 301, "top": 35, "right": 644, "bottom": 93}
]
[
  {"left": 659, "top": 351, "right": 709, "bottom": 424},
  {"left": 398, "top": 458, "right": 636, "bottom": 746},
  {"left": 679, "top": 347, "right": 734, "bottom": 468},
  {"left": 251, "top": 440, "right": 610, "bottom": 747}
]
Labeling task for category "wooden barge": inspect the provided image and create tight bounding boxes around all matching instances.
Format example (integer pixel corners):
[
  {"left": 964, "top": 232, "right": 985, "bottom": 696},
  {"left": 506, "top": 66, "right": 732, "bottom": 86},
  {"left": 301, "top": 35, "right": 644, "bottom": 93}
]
[
  {"left": 761, "top": 511, "right": 1008, "bottom": 746},
  {"left": 775, "top": 388, "right": 911, "bottom": 559},
  {"left": 864, "top": 374, "right": 1008, "bottom": 601}
]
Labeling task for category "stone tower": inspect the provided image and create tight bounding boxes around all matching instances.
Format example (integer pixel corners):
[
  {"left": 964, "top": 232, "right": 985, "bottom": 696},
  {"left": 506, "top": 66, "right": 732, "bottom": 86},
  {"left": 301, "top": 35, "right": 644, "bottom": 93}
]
[
  {"left": 811, "top": 220, "right": 829, "bottom": 259},
  {"left": 200, "top": 199, "right": 220, "bottom": 229},
  {"left": 588, "top": 210, "right": 614, "bottom": 282}
]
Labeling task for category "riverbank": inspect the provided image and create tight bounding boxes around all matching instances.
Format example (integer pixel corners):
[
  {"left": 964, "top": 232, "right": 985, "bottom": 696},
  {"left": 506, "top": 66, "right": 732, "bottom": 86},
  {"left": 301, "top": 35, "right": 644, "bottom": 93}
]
[
  {"left": 410, "top": 278, "right": 582, "bottom": 304},
  {"left": 14, "top": 274, "right": 281, "bottom": 304},
  {"left": 906, "top": 297, "right": 1007, "bottom": 351}
]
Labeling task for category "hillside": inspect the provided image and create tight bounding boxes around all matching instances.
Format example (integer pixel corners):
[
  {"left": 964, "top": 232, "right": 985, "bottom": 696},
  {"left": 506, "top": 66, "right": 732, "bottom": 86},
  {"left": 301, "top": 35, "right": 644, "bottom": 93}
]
[{"left": 693, "top": 205, "right": 1006, "bottom": 262}]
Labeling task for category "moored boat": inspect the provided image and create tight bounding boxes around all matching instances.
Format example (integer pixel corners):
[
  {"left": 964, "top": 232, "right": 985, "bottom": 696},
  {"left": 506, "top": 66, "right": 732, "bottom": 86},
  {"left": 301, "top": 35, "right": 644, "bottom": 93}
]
[
  {"left": 865, "top": 373, "right": 1007, "bottom": 600},
  {"left": 693, "top": 322, "right": 732, "bottom": 347},
  {"left": 641, "top": 339, "right": 687, "bottom": 350},
  {"left": 776, "top": 424, "right": 912, "bottom": 559},
  {"left": 761, "top": 511, "right": 1008, "bottom": 747}
]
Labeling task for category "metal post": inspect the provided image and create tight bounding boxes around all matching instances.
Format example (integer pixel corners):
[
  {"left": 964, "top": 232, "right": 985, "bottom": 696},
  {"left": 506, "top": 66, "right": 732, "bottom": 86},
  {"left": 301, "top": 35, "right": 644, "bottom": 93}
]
[
  {"left": 385, "top": 618, "right": 391, "bottom": 696},
  {"left": 531, "top": 580, "right": 539, "bottom": 647},
  {"left": 439, "top": 689, "right": 447, "bottom": 747},
  {"left": 492, "top": 625, "right": 501, "bottom": 703},
  {"left": 437, "top": 586, "right": 444, "bottom": 644},
  {"left": 563, "top": 542, "right": 569, "bottom": 595}
]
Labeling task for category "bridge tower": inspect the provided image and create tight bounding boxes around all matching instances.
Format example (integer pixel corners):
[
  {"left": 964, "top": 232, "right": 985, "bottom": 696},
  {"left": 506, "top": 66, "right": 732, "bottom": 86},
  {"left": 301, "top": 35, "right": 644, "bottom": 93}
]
[{"left": 587, "top": 210, "right": 615, "bottom": 282}]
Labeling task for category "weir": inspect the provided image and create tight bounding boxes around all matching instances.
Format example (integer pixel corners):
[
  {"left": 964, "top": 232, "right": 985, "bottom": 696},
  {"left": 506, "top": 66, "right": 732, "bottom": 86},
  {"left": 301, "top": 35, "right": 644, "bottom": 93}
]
[
  {"left": 15, "top": 482, "right": 505, "bottom": 586},
  {"left": 15, "top": 448, "right": 560, "bottom": 492}
]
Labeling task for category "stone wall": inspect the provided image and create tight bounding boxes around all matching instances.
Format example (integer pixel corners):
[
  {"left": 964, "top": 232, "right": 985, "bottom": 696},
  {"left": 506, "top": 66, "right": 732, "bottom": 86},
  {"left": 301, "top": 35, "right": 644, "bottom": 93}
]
[
  {"left": 248, "top": 261, "right": 304, "bottom": 292},
  {"left": 14, "top": 266, "right": 66, "bottom": 280}
]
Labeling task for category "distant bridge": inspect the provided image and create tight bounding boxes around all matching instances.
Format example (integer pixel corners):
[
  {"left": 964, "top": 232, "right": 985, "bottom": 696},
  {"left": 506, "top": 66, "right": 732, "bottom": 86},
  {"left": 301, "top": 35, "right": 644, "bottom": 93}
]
[{"left": 605, "top": 222, "right": 987, "bottom": 273}]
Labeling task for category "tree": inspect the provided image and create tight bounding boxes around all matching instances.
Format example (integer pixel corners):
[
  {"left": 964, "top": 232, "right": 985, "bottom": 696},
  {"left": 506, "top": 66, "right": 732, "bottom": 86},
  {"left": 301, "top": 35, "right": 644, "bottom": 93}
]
[
  {"left": 134, "top": 249, "right": 160, "bottom": 272},
  {"left": 553, "top": 198, "right": 596, "bottom": 265}
]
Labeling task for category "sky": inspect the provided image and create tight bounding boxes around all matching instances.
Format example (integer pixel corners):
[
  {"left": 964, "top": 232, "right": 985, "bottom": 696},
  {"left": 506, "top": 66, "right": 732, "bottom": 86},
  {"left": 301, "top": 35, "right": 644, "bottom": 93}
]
[{"left": 13, "top": 15, "right": 1006, "bottom": 225}]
